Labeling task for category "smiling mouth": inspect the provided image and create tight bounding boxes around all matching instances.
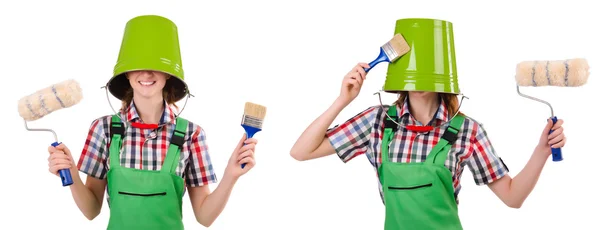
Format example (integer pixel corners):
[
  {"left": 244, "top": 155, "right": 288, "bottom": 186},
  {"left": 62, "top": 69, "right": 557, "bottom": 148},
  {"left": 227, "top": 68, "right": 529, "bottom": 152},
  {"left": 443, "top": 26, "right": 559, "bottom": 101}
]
[{"left": 138, "top": 81, "right": 156, "bottom": 86}]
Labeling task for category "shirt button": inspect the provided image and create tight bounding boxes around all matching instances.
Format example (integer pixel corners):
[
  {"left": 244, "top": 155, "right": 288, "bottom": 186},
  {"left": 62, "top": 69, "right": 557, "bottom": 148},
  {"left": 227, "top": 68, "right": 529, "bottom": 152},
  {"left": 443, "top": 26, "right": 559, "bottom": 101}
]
[{"left": 149, "top": 132, "right": 157, "bottom": 139}]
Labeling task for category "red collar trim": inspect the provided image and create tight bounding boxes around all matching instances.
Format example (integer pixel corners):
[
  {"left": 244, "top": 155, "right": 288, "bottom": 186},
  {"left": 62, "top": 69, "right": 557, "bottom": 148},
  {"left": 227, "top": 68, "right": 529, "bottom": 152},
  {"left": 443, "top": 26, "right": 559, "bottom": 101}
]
[
  {"left": 130, "top": 122, "right": 158, "bottom": 130},
  {"left": 405, "top": 125, "right": 433, "bottom": 132}
]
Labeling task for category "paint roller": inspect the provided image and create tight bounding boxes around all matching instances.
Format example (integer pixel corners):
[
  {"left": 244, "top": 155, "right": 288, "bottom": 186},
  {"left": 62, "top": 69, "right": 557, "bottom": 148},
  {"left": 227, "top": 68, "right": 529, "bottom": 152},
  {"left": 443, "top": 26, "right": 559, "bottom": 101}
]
[
  {"left": 515, "top": 58, "right": 589, "bottom": 162},
  {"left": 18, "top": 79, "right": 83, "bottom": 186}
]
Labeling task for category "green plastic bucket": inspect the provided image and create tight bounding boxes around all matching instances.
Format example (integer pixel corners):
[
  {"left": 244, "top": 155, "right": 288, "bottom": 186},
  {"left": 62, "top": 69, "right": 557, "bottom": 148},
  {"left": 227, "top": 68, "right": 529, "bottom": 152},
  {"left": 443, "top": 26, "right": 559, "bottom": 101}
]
[
  {"left": 383, "top": 18, "right": 460, "bottom": 94},
  {"left": 107, "top": 15, "right": 188, "bottom": 101}
]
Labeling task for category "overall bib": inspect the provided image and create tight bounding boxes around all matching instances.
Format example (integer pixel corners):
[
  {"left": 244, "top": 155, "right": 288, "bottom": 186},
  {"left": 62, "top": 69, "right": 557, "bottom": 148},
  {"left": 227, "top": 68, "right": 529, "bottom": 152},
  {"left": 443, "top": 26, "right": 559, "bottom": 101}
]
[
  {"left": 379, "top": 105, "right": 465, "bottom": 230},
  {"left": 106, "top": 115, "right": 188, "bottom": 230}
]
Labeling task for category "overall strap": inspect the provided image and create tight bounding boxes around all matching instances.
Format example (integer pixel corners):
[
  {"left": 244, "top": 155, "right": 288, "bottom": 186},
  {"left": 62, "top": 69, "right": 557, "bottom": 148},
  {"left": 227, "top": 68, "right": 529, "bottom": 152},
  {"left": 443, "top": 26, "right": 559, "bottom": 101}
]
[
  {"left": 425, "top": 114, "right": 465, "bottom": 166},
  {"left": 161, "top": 117, "right": 188, "bottom": 174},
  {"left": 381, "top": 105, "right": 399, "bottom": 164},
  {"left": 109, "top": 114, "right": 125, "bottom": 169}
]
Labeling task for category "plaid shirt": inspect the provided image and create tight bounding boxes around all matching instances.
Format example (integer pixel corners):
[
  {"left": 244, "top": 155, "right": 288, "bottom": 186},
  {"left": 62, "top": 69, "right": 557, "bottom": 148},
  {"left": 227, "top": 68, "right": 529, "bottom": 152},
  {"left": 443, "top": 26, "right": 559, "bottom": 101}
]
[
  {"left": 326, "top": 98, "right": 509, "bottom": 203},
  {"left": 77, "top": 100, "right": 217, "bottom": 190}
]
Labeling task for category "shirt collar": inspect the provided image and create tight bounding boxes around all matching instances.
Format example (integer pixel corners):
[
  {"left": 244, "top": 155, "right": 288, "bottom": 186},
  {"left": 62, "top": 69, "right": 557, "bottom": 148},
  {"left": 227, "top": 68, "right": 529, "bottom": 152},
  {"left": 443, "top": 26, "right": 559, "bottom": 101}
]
[
  {"left": 123, "top": 100, "right": 176, "bottom": 125},
  {"left": 397, "top": 95, "right": 449, "bottom": 125}
]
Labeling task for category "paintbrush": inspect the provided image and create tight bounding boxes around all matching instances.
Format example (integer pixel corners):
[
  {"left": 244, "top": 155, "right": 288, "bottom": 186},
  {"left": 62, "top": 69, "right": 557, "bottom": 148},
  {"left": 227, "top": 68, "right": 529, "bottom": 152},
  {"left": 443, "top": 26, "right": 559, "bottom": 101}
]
[
  {"left": 240, "top": 102, "right": 267, "bottom": 169},
  {"left": 364, "top": 33, "right": 410, "bottom": 72}
]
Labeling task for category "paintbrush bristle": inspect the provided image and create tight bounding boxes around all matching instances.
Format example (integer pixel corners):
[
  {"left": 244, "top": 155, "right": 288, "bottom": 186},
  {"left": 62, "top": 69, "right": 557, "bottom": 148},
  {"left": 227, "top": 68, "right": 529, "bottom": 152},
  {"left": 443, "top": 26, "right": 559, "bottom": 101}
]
[
  {"left": 244, "top": 102, "right": 266, "bottom": 119},
  {"left": 242, "top": 102, "right": 267, "bottom": 129},
  {"left": 383, "top": 33, "right": 410, "bottom": 62}
]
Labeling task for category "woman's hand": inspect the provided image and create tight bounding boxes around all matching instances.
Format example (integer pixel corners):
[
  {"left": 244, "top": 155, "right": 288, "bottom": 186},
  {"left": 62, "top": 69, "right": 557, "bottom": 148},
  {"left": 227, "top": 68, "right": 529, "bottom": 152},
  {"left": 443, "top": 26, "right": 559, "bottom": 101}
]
[
  {"left": 47, "top": 143, "right": 77, "bottom": 177},
  {"left": 338, "top": 63, "right": 370, "bottom": 106},
  {"left": 537, "top": 118, "right": 567, "bottom": 156},
  {"left": 225, "top": 133, "right": 258, "bottom": 179}
]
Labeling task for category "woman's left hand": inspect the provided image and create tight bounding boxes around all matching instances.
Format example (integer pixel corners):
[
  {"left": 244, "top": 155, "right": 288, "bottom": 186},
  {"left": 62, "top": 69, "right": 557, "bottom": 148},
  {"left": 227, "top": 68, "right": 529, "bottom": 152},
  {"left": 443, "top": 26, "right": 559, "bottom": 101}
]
[
  {"left": 225, "top": 133, "right": 258, "bottom": 179},
  {"left": 537, "top": 118, "right": 567, "bottom": 156}
]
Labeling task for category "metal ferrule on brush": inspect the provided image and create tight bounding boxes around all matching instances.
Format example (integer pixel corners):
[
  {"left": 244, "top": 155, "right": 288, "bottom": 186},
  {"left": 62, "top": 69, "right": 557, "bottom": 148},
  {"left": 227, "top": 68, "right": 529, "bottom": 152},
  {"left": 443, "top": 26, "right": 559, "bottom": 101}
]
[
  {"left": 241, "top": 115, "right": 263, "bottom": 129},
  {"left": 382, "top": 42, "right": 399, "bottom": 61}
]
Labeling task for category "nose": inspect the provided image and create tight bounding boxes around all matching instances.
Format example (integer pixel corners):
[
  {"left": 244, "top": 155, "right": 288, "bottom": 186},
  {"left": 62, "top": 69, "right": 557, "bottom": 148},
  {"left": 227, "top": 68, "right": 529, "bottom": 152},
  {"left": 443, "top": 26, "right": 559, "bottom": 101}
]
[
  {"left": 134, "top": 70, "right": 156, "bottom": 79},
  {"left": 141, "top": 70, "right": 154, "bottom": 76}
]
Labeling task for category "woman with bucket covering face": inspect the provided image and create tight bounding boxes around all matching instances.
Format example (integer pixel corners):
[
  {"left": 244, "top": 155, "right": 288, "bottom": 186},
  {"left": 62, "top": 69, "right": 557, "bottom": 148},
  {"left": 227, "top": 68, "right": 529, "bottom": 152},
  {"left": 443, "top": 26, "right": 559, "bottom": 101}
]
[
  {"left": 46, "top": 15, "right": 257, "bottom": 229},
  {"left": 290, "top": 18, "right": 567, "bottom": 230}
]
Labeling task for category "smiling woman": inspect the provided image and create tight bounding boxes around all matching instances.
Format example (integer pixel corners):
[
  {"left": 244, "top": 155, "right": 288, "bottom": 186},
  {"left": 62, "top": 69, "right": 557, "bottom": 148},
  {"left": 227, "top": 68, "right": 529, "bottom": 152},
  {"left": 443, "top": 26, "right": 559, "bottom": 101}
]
[
  {"left": 120, "top": 70, "right": 180, "bottom": 119},
  {"left": 45, "top": 15, "right": 259, "bottom": 230},
  {"left": 288, "top": 18, "right": 567, "bottom": 230}
]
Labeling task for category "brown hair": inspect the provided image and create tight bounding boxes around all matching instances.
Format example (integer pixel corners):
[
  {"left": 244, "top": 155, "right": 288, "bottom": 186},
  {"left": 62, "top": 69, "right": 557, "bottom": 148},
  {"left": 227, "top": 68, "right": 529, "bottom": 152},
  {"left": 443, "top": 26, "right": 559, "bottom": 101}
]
[
  {"left": 120, "top": 79, "right": 179, "bottom": 112},
  {"left": 394, "top": 91, "right": 464, "bottom": 117}
]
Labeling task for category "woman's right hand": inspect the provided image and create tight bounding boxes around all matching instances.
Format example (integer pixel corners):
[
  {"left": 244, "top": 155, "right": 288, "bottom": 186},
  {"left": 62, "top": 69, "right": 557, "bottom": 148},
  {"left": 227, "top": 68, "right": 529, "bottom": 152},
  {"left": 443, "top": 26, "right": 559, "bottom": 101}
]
[
  {"left": 47, "top": 143, "right": 76, "bottom": 177},
  {"left": 339, "top": 63, "right": 370, "bottom": 105}
]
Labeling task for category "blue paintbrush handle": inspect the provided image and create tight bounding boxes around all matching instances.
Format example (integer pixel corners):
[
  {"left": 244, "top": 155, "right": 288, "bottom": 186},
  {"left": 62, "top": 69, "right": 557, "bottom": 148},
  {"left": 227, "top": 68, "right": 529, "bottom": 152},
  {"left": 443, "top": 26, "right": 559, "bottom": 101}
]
[
  {"left": 52, "top": 142, "right": 74, "bottom": 186},
  {"left": 364, "top": 47, "right": 390, "bottom": 73},
  {"left": 241, "top": 125, "right": 261, "bottom": 169},
  {"left": 549, "top": 116, "right": 563, "bottom": 162}
]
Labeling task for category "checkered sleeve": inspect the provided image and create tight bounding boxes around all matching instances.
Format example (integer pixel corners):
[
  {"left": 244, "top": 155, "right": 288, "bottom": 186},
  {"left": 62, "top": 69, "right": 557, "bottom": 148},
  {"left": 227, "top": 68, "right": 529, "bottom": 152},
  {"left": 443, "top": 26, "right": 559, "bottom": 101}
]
[
  {"left": 76, "top": 117, "right": 109, "bottom": 180},
  {"left": 325, "top": 106, "right": 377, "bottom": 163},
  {"left": 185, "top": 125, "right": 218, "bottom": 187},
  {"left": 466, "top": 122, "right": 510, "bottom": 185}
]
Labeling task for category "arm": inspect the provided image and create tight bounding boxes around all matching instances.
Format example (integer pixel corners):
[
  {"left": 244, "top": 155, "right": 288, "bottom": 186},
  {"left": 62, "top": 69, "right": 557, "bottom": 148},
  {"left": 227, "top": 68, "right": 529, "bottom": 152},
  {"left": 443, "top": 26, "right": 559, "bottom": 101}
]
[
  {"left": 289, "top": 97, "right": 348, "bottom": 161},
  {"left": 69, "top": 173, "right": 107, "bottom": 220},
  {"left": 290, "top": 62, "right": 370, "bottom": 161},
  {"left": 186, "top": 129, "right": 257, "bottom": 227},
  {"left": 49, "top": 144, "right": 106, "bottom": 220},
  {"left": 48, "top": 118, "right": 108, "bottom": 220},
  {"left": 188, "top": 173, "right": 238, "bottom": 227},
  {"left": 488, "top": 118, "right": 566, "bottom": 208},
  {"left": 487, "top": 149, "right": 547, "bottom": 208}
]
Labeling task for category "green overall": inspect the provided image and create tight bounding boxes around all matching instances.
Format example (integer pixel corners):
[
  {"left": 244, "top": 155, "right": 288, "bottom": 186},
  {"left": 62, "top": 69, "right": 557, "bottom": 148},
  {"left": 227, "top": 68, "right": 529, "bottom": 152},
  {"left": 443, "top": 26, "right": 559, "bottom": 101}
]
[
  {"left": 379, "top": 105, "right": 465, "bottom": 230},
  {"left": 106, "top": 115, "right": 188, "bottom": 230}
]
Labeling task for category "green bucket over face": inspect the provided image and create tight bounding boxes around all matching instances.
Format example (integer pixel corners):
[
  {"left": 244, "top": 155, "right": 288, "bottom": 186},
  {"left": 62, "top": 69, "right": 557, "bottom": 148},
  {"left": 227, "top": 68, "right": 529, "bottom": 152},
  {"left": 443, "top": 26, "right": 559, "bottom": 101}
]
[
  {"left": 383, "top": 18, "right": 460, "bottom": 94},
  {"left": 107, "top": 15, "right": 188, "bottom": 101}
]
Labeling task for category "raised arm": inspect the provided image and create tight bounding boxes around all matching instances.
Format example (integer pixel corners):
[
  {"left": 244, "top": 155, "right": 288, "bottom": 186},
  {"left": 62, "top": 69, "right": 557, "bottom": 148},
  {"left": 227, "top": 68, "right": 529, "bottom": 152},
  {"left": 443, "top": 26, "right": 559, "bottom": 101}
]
[
  {"left": 290, "top": 63, "right": 370, "bottom": 161},
  {"left": 289, "top": 98, "right": 348, "bottom": 161}
]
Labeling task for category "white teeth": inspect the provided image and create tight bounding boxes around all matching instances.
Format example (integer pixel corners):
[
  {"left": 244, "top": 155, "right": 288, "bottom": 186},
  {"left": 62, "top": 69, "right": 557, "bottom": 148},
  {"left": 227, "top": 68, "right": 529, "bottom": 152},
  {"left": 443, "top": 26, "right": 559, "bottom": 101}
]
[{"left": 139, "top": 81, "right": 155, "bottom": 86}]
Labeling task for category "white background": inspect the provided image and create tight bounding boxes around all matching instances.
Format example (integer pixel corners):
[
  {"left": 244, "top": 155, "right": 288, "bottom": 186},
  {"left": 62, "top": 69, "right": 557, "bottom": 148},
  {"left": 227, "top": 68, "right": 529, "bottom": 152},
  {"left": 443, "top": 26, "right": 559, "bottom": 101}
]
[{"left": 0, "top": 0, "right": 598, "bottom": 229}]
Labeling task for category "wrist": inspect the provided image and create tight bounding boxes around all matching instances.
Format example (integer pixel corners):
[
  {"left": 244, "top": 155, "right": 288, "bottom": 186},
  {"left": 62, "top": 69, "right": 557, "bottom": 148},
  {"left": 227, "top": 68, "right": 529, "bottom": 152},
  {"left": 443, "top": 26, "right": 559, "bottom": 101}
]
[
  {"left": 333, "top": 97, "right": 350, "bottom": 108},
  {"left": 70, "top": 166, "right": 81, "bottom": 180},
  {"left": 69, "top": 171, "right": 84, "bottom": 188},
  {"left": 533, "top": 146, "right": 550, "bottom": 158},
  {"left": 221, "top": 171, "right": 239, "bottom": 186}
]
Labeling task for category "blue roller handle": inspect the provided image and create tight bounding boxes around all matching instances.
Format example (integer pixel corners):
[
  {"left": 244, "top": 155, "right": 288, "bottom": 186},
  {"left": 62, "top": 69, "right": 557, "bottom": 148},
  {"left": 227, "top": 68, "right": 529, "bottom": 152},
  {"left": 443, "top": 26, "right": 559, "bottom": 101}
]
[
  {"left": 241, "top": 125, "right": 261, "bottom": 169},
  {"left": 363, "top": 47, "right": 390, "bottom": 73},
  {"left": 549, "top": 116, "right": 563, "bottom": 162},
  {"left": 52, "top": 142, "right": 74, "bottom": 186}
]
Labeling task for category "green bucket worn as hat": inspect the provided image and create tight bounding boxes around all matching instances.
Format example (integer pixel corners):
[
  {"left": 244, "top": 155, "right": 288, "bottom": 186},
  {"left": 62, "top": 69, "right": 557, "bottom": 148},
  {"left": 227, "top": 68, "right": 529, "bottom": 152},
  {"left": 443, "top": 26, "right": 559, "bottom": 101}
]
[
  {"left": 107, "top": 15, "right": 188, "bottom": 102},
  {"left": 383, "top": 18, "right": 460, "bottom": 94}
]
